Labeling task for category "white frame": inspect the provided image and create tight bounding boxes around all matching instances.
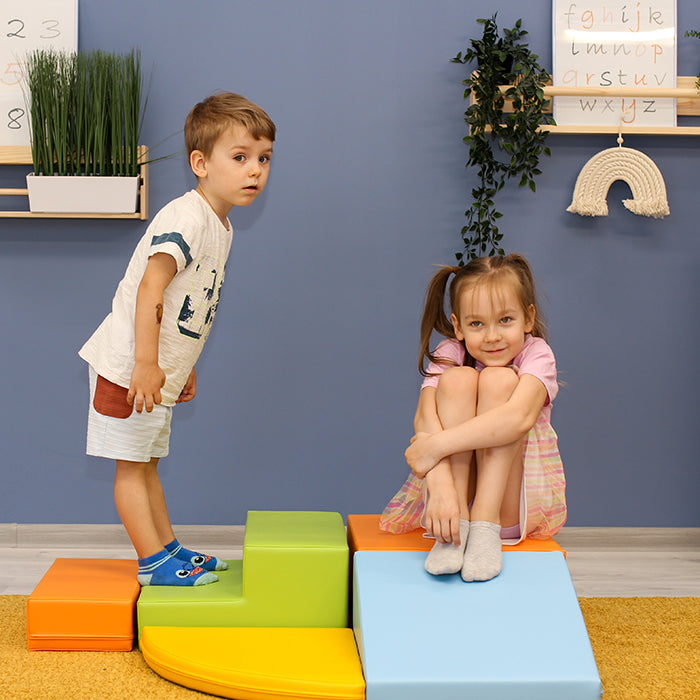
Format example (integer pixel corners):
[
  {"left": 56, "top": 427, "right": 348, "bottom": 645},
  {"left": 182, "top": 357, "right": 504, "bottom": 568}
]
[{"left": 552, "top": 0, "right": 677, "bottom": 127}]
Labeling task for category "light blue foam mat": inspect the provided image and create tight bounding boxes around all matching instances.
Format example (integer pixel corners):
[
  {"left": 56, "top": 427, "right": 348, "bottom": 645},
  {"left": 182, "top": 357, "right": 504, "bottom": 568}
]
[{"left": 353, "top": 551, "right": 602, "bottom": 700}]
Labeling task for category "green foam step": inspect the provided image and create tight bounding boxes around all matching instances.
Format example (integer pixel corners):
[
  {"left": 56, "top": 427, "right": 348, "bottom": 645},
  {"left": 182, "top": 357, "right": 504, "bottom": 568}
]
[{"left": 138, "top": 511, "right": 349, "bottom": 636}]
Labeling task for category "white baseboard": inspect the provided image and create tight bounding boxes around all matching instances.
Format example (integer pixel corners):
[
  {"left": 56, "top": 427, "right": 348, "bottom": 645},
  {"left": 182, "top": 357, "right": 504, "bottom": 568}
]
[
  {"left": 1, "top": 523, "right": 697, "bottom": 550},
  {"left": 554, "top": 527, "right": 700, "bottom": 550},
  {"left": 0, "top": 523, "right": 245, "bottom": 549}
]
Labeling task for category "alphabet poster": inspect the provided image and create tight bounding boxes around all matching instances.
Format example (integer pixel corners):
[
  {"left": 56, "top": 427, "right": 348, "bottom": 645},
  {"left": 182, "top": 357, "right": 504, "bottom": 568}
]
[
  {"left": 0, "top": 0, "right": 78, "bottom": 147},
  {"left": 553, "top": 1, "right": 677, "bottom": 127}
]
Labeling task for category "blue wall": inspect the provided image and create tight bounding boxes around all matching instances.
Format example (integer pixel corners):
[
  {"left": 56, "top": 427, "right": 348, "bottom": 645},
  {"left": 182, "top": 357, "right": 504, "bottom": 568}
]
[{"left": 2, "top": 0, "right": 699, "bottom": 526}]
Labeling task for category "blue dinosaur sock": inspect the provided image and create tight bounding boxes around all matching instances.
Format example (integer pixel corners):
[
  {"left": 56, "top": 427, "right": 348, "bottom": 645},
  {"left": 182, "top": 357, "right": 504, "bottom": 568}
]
[
  {"left": 164, "top": 538, "right": 228, "bottom": 572},
  {"left": 137, "top": 549, "right": 218, "bottom": 586}
]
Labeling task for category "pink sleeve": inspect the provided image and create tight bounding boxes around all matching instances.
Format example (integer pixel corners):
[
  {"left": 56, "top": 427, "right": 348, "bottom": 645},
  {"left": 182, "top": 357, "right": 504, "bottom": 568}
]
[
  {"left": 513, "top": 337, "right": 558, "bottom": 404},
  {"left": 420, "top": 339, "right": 466, "bottom": 390}
]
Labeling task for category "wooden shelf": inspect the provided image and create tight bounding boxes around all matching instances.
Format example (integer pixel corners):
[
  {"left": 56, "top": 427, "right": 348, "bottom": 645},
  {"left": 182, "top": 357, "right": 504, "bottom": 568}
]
[
  {"left": 0, "top": 145, "right": 149, "bottom": 219},
  {"left": 475, "top": 76, "right": 700, "bottom": 136}
]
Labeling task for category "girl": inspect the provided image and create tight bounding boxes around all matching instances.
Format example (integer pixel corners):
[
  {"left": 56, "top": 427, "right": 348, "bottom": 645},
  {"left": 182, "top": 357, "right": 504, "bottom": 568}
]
[{"left": 380, "top": 254, "right": 566, "bottom": 581}]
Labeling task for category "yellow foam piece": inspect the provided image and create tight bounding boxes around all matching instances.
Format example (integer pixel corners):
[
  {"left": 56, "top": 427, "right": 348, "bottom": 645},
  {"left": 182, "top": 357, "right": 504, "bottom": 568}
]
[{"left": 140, "top": 626, "right": 366, "bottom": 700}]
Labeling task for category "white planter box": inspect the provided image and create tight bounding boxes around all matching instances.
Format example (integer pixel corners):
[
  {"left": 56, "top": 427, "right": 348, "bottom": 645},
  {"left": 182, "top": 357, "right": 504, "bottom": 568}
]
[{"left": 26, "top": 174, "right": 140, "bottom": 214}]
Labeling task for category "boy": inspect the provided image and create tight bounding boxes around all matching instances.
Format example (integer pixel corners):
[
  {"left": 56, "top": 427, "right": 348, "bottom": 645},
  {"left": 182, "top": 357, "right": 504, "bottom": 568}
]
[{"left": 79, "top": 93, "right": 275, "bottom": 586}]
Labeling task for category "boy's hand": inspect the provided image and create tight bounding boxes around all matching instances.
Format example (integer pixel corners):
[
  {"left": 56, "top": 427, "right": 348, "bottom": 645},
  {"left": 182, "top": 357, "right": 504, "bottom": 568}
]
[
  {"left": 128, "top": 362, "right": 166, "bottom": 413},
  {"left": 176, "top": 367, "right": 197, "bottom": 403},
  {"left": 405, "top": 432, "right": 441, "bottom": 479}
]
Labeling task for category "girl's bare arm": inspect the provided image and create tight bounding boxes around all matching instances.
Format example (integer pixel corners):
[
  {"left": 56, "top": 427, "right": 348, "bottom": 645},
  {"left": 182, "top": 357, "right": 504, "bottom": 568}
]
[{"left": 406, "top": 374, "right": 547, "bottom": 478}]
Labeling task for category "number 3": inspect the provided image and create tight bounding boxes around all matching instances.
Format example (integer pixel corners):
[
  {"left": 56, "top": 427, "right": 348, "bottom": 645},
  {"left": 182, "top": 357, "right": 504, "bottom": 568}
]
[{"left": 40, "top": 20, "right": 61, "bottom": 39}]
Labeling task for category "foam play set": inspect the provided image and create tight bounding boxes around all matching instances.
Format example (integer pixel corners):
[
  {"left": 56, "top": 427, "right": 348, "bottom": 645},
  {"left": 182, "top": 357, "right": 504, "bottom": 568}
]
[{"left": 27, "top": 510, "right": 603, "bottom": 699}]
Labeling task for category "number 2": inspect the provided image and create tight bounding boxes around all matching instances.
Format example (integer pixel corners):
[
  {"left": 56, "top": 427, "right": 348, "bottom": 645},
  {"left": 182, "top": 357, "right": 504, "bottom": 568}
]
[{"left": 6, "top": 18, "right": 26, "bottom": 38}]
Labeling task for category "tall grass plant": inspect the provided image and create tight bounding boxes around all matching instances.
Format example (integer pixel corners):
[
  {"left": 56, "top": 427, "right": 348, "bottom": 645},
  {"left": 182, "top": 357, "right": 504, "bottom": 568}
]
[{"left": 24, "top": 48, "right": 146, "bottom": 177}]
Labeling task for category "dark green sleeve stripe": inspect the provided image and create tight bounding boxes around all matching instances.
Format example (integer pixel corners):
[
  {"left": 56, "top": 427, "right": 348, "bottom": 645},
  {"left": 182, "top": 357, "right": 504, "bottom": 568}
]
[{"left": 151, "top": 232, "right": 193, "bottom": 267}]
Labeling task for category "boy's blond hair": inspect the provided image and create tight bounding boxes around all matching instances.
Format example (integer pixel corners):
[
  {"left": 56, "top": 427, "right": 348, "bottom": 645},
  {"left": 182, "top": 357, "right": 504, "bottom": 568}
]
[{"left": 185, "top": 92, "right": 276, "bottom": 157}]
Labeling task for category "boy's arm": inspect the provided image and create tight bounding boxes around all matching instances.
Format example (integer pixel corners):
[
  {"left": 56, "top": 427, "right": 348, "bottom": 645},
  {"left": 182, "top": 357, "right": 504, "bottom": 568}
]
[{"left": 128, "top": 252, "right": 178, "bottom": 413}]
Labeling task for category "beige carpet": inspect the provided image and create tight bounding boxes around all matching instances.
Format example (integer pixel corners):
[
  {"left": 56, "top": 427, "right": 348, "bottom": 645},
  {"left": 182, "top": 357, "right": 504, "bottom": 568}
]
[{"left": 2, "top": 595, "right": 699, "bottom": 699}]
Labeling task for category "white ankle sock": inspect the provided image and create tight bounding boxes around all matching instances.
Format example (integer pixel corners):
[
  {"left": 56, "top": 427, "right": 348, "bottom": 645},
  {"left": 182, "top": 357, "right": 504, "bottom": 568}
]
[
  {"left": 461, "top": 521, "right": 502, "bottom": 582},
  {"left": 424, "top": 520, "right": 470, "bottom": 575}
]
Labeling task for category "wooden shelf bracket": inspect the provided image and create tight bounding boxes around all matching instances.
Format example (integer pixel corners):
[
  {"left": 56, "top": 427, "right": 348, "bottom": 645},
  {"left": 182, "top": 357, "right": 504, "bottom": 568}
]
[{"left": 0, "top": 145, "right": 149, "bottom": 219}]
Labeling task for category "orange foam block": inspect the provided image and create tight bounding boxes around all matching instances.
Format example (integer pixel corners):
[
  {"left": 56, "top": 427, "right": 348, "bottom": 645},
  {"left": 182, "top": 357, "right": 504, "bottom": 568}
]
[
  {"left": 27, "top": 558, "right": 140, "bottom": 651},
  {"left": 347, "top": 514, "right": 566, "bottom": 556}
]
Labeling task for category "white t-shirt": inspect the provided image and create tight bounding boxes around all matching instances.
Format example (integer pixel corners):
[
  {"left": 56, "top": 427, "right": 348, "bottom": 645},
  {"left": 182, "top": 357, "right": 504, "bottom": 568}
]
[{"left": 79, "top": 190, "right": 232, "bottom": 406}]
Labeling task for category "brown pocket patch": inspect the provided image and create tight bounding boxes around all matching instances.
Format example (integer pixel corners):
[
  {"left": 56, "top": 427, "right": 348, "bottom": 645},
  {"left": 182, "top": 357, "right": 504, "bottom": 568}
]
[{"left": 94, "top": 375, "right": 133, "bottom": 419}]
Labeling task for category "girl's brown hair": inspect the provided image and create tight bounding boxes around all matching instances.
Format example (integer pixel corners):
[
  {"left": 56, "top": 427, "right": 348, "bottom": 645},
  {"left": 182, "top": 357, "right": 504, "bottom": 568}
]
[{"left": 419, "top": 254, "right": 547, "bottom": 376}]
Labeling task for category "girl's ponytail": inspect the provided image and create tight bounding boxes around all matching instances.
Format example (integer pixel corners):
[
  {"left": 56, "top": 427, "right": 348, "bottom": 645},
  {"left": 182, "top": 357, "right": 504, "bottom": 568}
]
[{"left": 419, "top": 266, "right": 459, "bottom": 377}]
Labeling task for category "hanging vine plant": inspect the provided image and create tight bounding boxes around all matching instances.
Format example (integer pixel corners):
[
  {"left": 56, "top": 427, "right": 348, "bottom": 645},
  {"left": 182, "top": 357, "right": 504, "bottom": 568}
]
[
  {"left": 686, "top": 30, "right": 700, "bottom": 90},
  {"left": 452, "top": 15, "right": 554, "bottom": 263}
]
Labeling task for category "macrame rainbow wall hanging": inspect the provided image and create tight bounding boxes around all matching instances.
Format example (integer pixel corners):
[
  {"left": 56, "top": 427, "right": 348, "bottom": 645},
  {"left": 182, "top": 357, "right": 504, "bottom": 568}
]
[{"left": 567, "top": 146, "right": 670, "bottom": 219}]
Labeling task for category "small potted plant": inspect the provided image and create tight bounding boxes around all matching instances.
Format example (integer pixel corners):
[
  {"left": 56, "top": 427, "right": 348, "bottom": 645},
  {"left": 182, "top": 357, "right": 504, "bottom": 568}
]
[
  {"left": 23, "top": 47, "right": 146, "bottom": 214},
  {"left": 451, "top": 15, "right": 553, "bottom": 262}
]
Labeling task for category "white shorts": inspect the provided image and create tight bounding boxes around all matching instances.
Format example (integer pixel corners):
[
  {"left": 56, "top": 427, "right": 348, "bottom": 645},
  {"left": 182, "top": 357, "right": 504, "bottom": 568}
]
[{"left": 86, "top": 366, "right": 172, "bottom": 462}]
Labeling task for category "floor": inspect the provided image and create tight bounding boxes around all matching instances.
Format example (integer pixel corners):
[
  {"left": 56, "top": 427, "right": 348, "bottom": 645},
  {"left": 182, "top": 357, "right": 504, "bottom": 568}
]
[{"left": 1, "top": 524, "right": 698, "bottom": 597}]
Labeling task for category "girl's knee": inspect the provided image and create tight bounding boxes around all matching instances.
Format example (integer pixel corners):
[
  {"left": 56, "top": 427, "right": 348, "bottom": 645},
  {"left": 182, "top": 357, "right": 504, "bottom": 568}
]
[
  {"left": 478, "top": 366, "right": 519, "bottom": 399},
  {"left": 437, "top": 366, "right": 478, "bottom": 399}
]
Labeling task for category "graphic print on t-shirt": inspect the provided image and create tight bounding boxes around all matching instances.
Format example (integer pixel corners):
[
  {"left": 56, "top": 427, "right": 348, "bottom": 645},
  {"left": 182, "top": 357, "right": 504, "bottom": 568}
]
[{"left": 177, "top": 255, "right": 223, "bottom": 340}]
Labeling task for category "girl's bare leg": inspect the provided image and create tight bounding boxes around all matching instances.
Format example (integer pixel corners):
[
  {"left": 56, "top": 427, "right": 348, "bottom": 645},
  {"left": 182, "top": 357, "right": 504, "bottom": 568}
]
[
  {"left": 435, "top": 368, "right": 479, "bottom": 523},
  {"left": 412, "top": 386, "right": 461, "bottom": 544},
  {"left": 469, "top": 367, "right": 523, "bottom": 524},
  {"left": 424, "top": 367, "right": 478, "bottom": 575},
  {"left": 463, "top": 367, "right": 523, "bottom": 582}
]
